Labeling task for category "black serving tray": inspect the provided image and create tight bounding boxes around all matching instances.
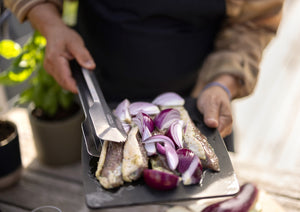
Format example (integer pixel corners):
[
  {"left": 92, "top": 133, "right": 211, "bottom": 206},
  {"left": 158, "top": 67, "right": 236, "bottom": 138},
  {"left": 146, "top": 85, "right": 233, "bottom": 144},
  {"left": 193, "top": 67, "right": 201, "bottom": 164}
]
[{"left": 81, "top": 98, "right": 239, "bottom": 210}]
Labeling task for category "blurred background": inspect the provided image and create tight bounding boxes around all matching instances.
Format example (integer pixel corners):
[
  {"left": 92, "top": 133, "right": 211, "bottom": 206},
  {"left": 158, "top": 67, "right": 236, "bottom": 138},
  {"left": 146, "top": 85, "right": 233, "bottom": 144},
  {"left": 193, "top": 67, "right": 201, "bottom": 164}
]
[{"left": 233, "top": 0, "right": 300, "bottom": 174}]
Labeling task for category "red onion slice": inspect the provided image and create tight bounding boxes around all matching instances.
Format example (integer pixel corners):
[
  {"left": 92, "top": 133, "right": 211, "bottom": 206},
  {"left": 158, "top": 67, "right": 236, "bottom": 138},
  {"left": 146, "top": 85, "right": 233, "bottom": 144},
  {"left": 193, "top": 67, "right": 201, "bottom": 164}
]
[
  {"left": 176, "top": 148, "right": 195, "bottom": 174},
  {"left": 154, "top": 108, "right": 181, "bottom": 130},
  {"left": 114, "top": 99, "right": 131, "bottom": 123},
  {"left": 132, "top": 112, "right": 154, "bottom": 136},
  {"left": 142, "top": 126, "right": 152, "bottom": 141},
  {"left": 202, "top": 183, "right": 259, "bottom": 212},
  {"left": 165, "top": 142, "right": 179, "bottom": 170},
  {"left": 152, "top": 92, "right": 185, "bottom": 106},
  {"left": 156, "top": 143, "right": 165, "bottom": 155},
  {"left": 144, "top": 143, "right": 156, "bottom": 156},
  {"left": 166, "top": 120, "right": 184, "bottom": 148},
  {"left": 129, "top": 102, "right": 160, "bottom": 116},
  {"left": 182, "top": 155, "right": 202, "bottom": 185},
  {"left": 143, "top": 135, "right": 178, "bottom": 170},
  {"left": 177, "top": 148, "right": 203, "bottom": 185},
  {"left": 143, "top": 169, "right": 179, "bottom": 191},
  {"left": 143, "top": 135, "right": 175, "bottom": 149}
]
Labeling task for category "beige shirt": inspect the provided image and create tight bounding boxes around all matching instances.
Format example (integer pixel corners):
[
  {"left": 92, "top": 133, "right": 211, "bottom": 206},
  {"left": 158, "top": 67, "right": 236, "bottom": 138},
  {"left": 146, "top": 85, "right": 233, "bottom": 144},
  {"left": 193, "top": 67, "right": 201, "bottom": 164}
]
[{"left": 4, "top": 0, "right": 284, "bottom": 98}]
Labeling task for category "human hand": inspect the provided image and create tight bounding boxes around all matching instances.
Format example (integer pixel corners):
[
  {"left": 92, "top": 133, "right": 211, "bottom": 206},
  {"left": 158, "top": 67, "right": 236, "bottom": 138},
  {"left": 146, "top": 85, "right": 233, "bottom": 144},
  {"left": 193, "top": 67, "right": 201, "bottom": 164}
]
[
  {"left": 27, "top": 3, "right": 96, "bottom": 93},
  {"left": 197, "top": 85, "right": 232, "bottom": 138},
  {"left": 43, "top": 25, "right": 95, "bottom": 93}
]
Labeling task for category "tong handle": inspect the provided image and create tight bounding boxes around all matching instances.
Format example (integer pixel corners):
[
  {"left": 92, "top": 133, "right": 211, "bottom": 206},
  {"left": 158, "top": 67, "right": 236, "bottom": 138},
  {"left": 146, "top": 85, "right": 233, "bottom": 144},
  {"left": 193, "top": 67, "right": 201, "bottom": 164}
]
[
  {"left": 70, "top": 59, "right": 127, "bottom": 143},
  {"left": 82, "top": 68, "right": 100, "bottom": 103},
  {"left": 70, "top": 60, "right": 92, "bottom": 117}
]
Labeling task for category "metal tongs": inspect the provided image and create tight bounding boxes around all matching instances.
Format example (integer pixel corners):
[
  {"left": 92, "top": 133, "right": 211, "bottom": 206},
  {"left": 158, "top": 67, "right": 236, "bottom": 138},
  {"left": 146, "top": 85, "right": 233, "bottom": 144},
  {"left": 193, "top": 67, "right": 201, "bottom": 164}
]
[{"left": 70, "top": 60, "right": 127, "bottom": 157}]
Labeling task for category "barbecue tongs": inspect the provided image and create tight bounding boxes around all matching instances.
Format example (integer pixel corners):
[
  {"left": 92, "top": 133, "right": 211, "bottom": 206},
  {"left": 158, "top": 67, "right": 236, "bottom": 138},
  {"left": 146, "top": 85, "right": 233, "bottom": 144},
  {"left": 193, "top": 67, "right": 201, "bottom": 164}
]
[{"left": 70, "top": 60, "right": 127, "bottom": 157}]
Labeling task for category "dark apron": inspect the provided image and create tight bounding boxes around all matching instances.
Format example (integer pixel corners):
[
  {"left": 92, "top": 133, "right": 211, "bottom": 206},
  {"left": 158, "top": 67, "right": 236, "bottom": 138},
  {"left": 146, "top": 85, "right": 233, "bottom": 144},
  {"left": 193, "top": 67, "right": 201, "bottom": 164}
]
[{"left": 76, "top": 0, "right": 226, "bottom": 102}]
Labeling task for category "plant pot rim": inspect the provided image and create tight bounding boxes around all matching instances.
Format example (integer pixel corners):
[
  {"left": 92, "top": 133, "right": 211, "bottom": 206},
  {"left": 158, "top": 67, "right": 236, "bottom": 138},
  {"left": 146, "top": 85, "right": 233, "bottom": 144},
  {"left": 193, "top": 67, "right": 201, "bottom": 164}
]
[
  {"left": 28, "top": 103, "right": 82, "bottom": 124},
  {"left": 0, "top": 120, "right": 17, "bottom": 147}
]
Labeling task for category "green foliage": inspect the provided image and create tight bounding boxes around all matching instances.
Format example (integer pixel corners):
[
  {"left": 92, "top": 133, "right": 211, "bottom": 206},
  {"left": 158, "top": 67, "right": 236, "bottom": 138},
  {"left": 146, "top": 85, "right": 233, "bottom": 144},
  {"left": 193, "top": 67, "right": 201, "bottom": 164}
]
[
  {"left": 0, "top": 40, "right": 22, "bottom": 59},
  {"left": 0, "top": 31, "right": 74, "bottom": 117}
]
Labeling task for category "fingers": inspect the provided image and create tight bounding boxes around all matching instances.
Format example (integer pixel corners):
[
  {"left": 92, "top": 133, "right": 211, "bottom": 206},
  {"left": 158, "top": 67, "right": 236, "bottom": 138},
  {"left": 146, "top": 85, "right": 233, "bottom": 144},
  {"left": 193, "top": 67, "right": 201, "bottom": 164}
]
[
  {"left": 44, "top": 51, "right": 78, "bottom": 93},
  {"left": 218, "top": 113, "right": 233, "bottom": 138},
  {"left": 197, "top": 86, "right": 233, "bottom": 138},
  {"left": 68, "top": 39, "right": 96, "bottom": 70},
  {"left": 43, "top": 27, "right": 95, "bottom": 93},
  {"left": 200, "top": 95, "right": 219, "bottom": 128}
]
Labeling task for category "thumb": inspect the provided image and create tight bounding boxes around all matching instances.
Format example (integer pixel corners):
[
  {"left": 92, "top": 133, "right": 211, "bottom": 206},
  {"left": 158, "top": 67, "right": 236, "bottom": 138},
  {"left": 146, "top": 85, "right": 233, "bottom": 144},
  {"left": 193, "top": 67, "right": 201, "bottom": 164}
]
[
  {"left": 201, "top": 101, "right": 220, "bottom": 129},
  {"left": 68, "top": 41, "right": 96, "bottom": 70}
]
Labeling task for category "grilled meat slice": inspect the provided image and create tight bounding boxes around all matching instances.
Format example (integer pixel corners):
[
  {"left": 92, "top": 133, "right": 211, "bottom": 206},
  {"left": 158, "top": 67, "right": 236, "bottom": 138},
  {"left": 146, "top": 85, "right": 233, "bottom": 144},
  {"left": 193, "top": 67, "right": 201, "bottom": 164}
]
[
  {"left": 122, "top": 126, "right": 148, "bottom": 182},
  {"left": 164, "top": 106, "right": 220, "bottom": 172},
  {"left": 96, "top": 140, "right": 124, "bottom": 189}
]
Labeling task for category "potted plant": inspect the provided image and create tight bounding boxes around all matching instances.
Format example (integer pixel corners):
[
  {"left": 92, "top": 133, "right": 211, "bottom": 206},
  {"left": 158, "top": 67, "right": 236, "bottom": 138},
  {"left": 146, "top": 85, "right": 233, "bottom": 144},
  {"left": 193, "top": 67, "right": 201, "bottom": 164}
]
[
  {"left": 0, "top": 119, "right": 22, "bottom": 189},
  {"left": 0, "top": 31, "right": 83, "bottom": 166}
]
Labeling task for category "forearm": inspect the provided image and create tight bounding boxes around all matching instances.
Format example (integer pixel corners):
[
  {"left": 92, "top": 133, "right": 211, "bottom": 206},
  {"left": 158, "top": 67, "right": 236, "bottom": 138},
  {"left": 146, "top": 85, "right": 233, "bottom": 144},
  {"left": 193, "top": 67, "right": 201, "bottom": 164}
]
[
  {"left": 27, "top": 3, "right": 65, "bottom": 39},
  {"left": 192, "top": 0, "right": 284, "bottom": 99},
  {"left": 4, "top": 0, "right": 63, "bottom": 23}
]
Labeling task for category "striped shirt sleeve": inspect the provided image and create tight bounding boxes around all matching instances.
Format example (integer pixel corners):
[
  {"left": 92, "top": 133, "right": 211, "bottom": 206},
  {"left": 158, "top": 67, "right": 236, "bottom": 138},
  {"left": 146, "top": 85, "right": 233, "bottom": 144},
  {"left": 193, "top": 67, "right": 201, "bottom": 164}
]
[{"left": 4, "top": 0, "right": 63, "bottom": 22}]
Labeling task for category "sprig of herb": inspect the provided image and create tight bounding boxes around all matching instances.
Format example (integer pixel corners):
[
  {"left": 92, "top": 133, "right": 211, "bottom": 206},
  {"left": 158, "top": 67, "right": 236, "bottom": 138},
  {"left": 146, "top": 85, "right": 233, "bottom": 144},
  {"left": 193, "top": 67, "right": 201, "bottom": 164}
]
[{"left": 0, "top": 31, "right": 74, "bottom": 116}]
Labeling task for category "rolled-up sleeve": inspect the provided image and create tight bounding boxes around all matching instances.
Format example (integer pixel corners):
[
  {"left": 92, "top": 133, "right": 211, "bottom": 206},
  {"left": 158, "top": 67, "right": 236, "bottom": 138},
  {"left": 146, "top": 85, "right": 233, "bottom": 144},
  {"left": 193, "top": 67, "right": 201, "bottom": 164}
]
[
  {"left": 4, "top": 0, "right": 63, "bottom": 23},
  {"left": 197, "top": 0, "right": 284, "bottom": 98}
]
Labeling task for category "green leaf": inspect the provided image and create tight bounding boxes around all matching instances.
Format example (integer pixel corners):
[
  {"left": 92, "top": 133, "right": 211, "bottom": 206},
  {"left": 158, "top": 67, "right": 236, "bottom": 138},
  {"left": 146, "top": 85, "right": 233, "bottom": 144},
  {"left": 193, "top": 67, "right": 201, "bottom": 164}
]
[
  {"left": 18, "top": 87, "right": 34, "bottom": 105},
  {"left": 33, "top": 33, "right": 47, "bottom": 47},
  {"left": 42, "top": 87, "right": 59, "bottom": 116},
  {"left": 0, "top": 40, "right": 22, "bottom": 59},
  {"left": 32, "top": 82, "right": 44, "bottom": 108},
  {"left": 0, "top": 66, "right": 32, "bottom": 85},
  {"left": 59, "top": 89, "right": 74, "bottom": 109},
  {"left": 0, "top": 31, "right": 76, "bottom": 117}
]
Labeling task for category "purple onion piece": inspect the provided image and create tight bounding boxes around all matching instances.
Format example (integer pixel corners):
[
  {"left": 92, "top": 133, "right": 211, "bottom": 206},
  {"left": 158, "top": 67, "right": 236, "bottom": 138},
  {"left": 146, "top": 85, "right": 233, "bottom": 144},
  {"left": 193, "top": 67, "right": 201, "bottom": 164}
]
[
  {"left": 138, "top": 112, "right": 154, "bottom": 132},
  {"left": 155, "top": 143, "right": 179, "bottom": 171},
  {"left": 144, "top": 143, "right": 157, "bottom": 156},
  {"left": 202, "top": 183, "right": 259, "bottom": 212},
  {"left": 143, "top": 135, "right": 175, "bottom": 149},
  {"left": 114, "top": 99, "right": 131, "bottom": 123},
  {"left": 129, "top": 102, "right": 160, "bottom": 116},
  {"left": 165, "top": 142, "right": 179, "bottom": 170},
  {"left": 182, "top": 155, "right": 202, "bottom": 185},
  {"left": 166, "top": 120, "right": 184, "bottom": 148},
  {"left": 143, "top": 135, "right": 178, "bottom": 170},
  {"left": 143, "top": 113, "right": 155, "bottom": 132},
  {"left": 154, "top": 108, "right": 181, "bottom": 130},
  {"left": 156, "top": 143, "right": 166, "bottom": 155},
  {"left": 152, "top": 92, "right": 185, "bottom": 106},
  {"left": 132, "top": 112, "right": 154, "bottom": 138},
  {"left": 142, "top": 126, "right": 152, "bottom": 141},
  {"left": 143, "top": 169, "right": 179, "bottom": 191},
  {"left": 176, "top": 148, "right": 195, "bottom": 174},
  {"left": 156, "top": 142, "right": 178, "bottom": 170}
]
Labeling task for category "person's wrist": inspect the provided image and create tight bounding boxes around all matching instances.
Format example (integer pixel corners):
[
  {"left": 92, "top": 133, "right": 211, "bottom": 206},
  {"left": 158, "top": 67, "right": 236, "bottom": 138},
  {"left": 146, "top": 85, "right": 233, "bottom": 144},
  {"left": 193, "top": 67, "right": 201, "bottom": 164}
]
[
  {"left": 28, "top": 2, "right": 65, "bottom": 38},
  {"left": 202, "top": 82, "right": 232, "bottom": 100},
  {"left": 212, "top": 74, "right": 240, "bottom": 100}
]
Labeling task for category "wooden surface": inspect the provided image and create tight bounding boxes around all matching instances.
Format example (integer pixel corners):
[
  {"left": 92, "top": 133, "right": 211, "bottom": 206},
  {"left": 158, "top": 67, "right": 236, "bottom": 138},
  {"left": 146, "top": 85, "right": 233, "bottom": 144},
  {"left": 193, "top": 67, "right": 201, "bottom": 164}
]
[{"left": 0, "top": 107, "right": 299, "bottom": 212}]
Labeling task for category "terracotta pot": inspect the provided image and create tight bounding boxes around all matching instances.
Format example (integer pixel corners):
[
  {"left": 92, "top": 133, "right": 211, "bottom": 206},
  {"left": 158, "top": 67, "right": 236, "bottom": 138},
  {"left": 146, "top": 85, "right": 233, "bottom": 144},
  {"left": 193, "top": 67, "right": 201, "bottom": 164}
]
[
  {"left": 0, "top": 120, "right": 22, "bottom": 190},
  {"left": 28, "top": 105, "right": 84, "bottom": 166}
]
